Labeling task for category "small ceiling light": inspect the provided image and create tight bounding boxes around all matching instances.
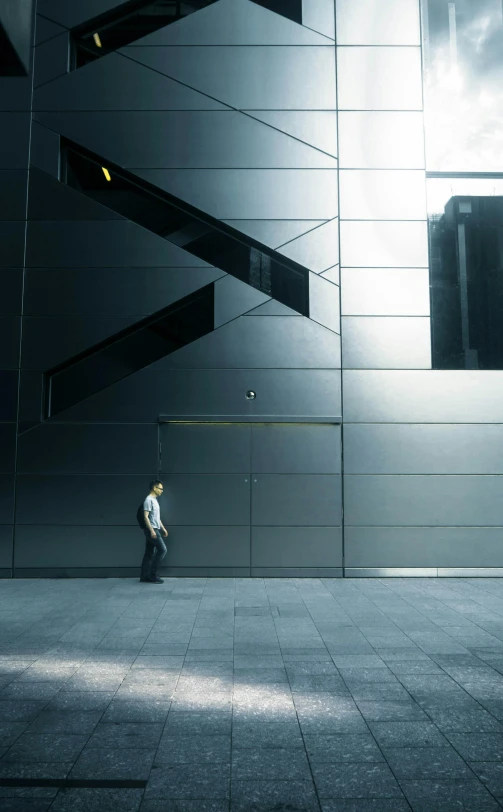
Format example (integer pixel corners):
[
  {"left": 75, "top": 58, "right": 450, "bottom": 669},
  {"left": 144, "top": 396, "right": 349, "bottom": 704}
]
[
  {"left": 102, "top": 167, "right": 111, "bottom": 181},
  {"left": 245, "top": 390, "right": 256, "bottom": 400},
  {"left": 93, "top": 32, "right": 102, "bottom": 48}
]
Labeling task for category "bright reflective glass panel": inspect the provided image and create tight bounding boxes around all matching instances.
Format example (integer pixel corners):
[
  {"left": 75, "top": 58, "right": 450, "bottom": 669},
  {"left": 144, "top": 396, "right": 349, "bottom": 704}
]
[
  {"left": 338, "top": 112, "right": 425, "bottom": 169},
  {"left": 336, "top": 47, "right": 423, "bottom": 110},
  {"left": 341, "top": 268, "right": 430, "bottom": 316},
  {"left": 336, "top": 0, "right": 420, "bottom": 45},
  {"left": 339, "top": 170, "right": 427, "bottom": 220},
  {"left": 427, "top": 178, "right": 503, "bottom": 369},
  {"left": 340, "top": 221, "right": 429, "bottom": 267},
  {"left": 421, "top": 0, "right": 503, "bottom": 171}
]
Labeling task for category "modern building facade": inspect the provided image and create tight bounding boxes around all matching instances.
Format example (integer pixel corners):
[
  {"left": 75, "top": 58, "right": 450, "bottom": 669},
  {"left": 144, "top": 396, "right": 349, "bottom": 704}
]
[{"left": 1, "top": 0, "right": 503, "bottom": 578}]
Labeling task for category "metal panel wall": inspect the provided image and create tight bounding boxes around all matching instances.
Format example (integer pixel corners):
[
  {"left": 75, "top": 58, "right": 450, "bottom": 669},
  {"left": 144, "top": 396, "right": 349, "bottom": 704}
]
[
  {"left": 8, "top": 0, "right": 341, "bottom": 576},
  {"left": 335, "top": 0, "right": 503, "bottom": 575},
  {"left": 0, "top": 4, "right": 33, "bottom": 575},
  {"left": 7, "top": 0, "right": 501, "bottom": 578}
]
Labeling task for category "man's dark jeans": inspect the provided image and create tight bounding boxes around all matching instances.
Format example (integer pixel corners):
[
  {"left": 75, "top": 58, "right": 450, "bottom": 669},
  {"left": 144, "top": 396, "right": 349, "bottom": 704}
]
[{"left": 140, "top": 529, "right": 167, "bottom": 580}]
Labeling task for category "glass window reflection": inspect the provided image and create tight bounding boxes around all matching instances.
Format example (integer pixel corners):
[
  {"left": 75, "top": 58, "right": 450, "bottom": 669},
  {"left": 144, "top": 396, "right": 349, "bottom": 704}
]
[
  {"left": 427, "top": 179, "right": 503, "bottom": 369},
  {"left": 421, "top": 0, "right": 503, "bottom": 171}
]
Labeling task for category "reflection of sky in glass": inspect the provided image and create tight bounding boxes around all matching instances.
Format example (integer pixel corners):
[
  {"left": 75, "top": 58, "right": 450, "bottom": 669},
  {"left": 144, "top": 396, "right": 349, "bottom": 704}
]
[
  {"left": 427, "top": 177, "right": 503, "bottom": 214},
  {"left": 422, "top": 0, "right": 503, "bottom": 171}
]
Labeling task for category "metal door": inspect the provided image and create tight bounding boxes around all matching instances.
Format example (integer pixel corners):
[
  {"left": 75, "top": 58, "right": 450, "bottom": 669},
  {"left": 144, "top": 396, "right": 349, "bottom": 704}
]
[{"left": 159, "top": 422, "right": 342, "bottom": 576}]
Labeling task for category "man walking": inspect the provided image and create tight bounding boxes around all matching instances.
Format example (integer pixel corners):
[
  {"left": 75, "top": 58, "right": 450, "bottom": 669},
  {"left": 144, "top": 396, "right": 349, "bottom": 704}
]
[{"left": 140, "top": 480, "right": 168, "bottom": 584}]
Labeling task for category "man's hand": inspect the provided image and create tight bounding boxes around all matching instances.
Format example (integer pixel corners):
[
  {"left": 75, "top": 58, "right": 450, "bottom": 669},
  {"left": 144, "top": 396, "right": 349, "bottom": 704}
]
[{"left": 162, "top": 528, "right": 168, "bottom": 538}]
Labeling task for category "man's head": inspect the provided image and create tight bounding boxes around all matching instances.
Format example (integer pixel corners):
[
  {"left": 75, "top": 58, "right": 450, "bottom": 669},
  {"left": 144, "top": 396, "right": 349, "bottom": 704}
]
[{"left": 149, "top": 480, "right": 164, "bottom": 497}]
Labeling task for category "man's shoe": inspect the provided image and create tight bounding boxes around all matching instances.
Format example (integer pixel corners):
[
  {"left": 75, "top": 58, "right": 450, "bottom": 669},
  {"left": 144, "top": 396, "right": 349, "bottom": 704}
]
[{"left": 151, "top": 576, "right": 164, "bottom": 584}]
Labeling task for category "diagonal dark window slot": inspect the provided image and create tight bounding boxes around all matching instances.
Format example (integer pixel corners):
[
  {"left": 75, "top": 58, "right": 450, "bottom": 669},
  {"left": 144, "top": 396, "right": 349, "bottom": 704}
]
[
  {"left": 44, "top": 283, "right": 214, "bottom": 418},
  {"left": 62, "top": 141, "right": 309, "bottom": 316},
  {"left": 71, "top": 0, "right": 302, "bottom": 69}
]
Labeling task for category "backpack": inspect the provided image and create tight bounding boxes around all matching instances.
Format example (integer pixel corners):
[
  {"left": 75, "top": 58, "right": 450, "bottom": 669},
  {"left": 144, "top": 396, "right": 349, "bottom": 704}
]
[{"left": 136, "top": 502, "right": 146, "bottom": 529}]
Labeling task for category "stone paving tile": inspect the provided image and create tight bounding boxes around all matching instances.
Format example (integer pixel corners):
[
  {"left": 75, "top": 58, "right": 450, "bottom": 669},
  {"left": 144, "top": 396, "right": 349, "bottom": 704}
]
[
  {"left": 26, "top": 710, "right": 102, "bottom": 735},
  {"left": 2, "top": 733, "right": 88, "bottom": 763},
  {"left": 288, "top": 675, "right": 350, "bottom": 694},
  {"left": 231, "top": 747, "right": 311, "bottom": 780},
  {"left": 338, "top": 668, "right": 399, "bottom": 685},
  {"left": 101, "top": 699, "right": 170, "bottom": 724},
  {"left": 376, "top": 650, "right": 433, "bottom": 662},
  {"left": 145, "top": 763, "right": 230, "bottom": 799},
  {"left": 332, "top": 656, "right": 389, "bottom": 669},
  {"left": 0, "top": 683, "right": 62, "bottom": 701},
  {"left": 50, "top": 788, "right": 143, "bottom": 812},
  {"left": 356, "top": 700, "right": 428, "bottom": 722},
  {"left": 139, "top": 803, "right": 228, "bottom": 811},
  {"left": 347, "top": 683, "right": 411, "bottom": 701},
  {"left": 446, "top": 732, "right": 503, "bottom": 760},
  {"left": 285, "top": 661, "right": 338, "bottom": 676},
  {"left": 164, "top": 711, "right": 232, "bottom": 736},
  {"left": 156, "top": 735, "right": 230, "bottom": 764},
  {"left": 0, "top": 787, "right": 58, "bottom": 799},
  {"left": 184, "top": 652, "right": 233, "bottom": 662},
  {"left": 0, "top": 761, "right": 73, "bottom": 779},
  {"left": 0, "top": 702, "right": 47, "bottom": 723},
  {"left": 170, "top": 693, "right": 232, "bottom": 713},
  {"left": 45, "top": 691, "right": 115, "bottom": 712},
  {"left": 230, "top": 779, "right": 320, "bottom": 811},
  {"left": 401, "top": 779, "right": 501, "bottom": 811},
  {"left": 311, "top": 762, "right": 403, "bottom": 799},
  {"left": 181, "top": 663, "right": 233, "bottom": 678},
  {"left": 0, "top": 800, "right": 53, "bottom": 811},
  {"left": 304, "top": 733, "right": 385, "bottom": 763},
  {"left": 0, "top": 721, "right": 30, "bottom": 747},
  {"left": 427, "top": 708, "right": 503, "bottom": 733},
  {"left": 383, "top": 745, "right": 474, "bottom": 780},
  {"left": 87, "top": 721, "right": 164, "bottom": 750},
  {"left": 470, "top": 762, "right": 503, "bottom": 795},
  {"left": 231, "top": 720, "right": 305, "bottom": 750},
  {"left": 320, "top": 801, "right": 411, "bottom": 812},
  {"left": 369, "top": 721, "right": 449, "bottom": 748},
  {"left": 131, "top": 656, "right": 184, "bottom": 670},
  {"left": 388, "top": 660, "right": 445, "bottom": 675},
  {"left": 69, "top": 747, "right": 155, "bottom": 780}
]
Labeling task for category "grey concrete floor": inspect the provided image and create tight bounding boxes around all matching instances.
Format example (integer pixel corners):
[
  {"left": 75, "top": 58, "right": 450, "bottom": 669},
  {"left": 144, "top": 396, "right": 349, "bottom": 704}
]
[{"left": 1, "top": 579, "right": 503, "bottom": 811}]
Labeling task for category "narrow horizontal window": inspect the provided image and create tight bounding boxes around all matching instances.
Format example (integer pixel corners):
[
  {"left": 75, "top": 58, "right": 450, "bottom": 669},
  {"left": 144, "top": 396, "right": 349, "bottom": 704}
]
[
  {"left": 71, "top": 0, "right": 302, "bottom": 69},
  {"left": 61, "top": 140, "right": 309, "bottom": 316},
  {"left": 45, "top": 284, "right": 215, "bottom": 418}
]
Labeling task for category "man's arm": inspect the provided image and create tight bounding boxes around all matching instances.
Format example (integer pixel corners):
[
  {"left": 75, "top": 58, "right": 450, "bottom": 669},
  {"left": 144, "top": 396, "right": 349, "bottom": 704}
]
[
  {"left": 160, "top": 520, "right": 168, "bottom": 537},
  {"left": 144, "top": 510, "right": 156, "bottom": 538}
]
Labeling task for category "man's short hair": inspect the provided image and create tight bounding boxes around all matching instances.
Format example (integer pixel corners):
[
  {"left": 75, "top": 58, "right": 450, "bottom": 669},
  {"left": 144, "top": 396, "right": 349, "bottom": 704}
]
[{"left": 150, "top": 479, "right": 163, "bottom": 491}]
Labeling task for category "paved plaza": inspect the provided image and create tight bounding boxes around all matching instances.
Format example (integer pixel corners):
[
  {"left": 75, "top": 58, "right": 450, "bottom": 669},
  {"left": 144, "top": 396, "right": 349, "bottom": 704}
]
[{"left": 1, "top": 578, "right": 503, "bottom": 810}]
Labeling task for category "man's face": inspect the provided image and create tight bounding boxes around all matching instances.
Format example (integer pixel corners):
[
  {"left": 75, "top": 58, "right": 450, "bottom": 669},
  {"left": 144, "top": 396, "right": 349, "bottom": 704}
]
[{"left": 154, "top": 484, "right": 163, "bottom": 497}]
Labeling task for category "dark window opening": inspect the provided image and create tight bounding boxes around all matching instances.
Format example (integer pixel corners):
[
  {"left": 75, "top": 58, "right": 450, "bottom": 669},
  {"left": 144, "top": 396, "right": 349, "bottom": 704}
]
[
  {"left": 0, "top": 16, "right": 30, "bottom": 76},
  {"left": 62, "top": 141, "right": 309, "bottom": 316},
  {"left": 72, "top": 0, "right": 302, "bottom": 69},
  {"left": 249, "top": 0, "right": 302, "bottom": 24},
  {"left": 45, "top": 284, "right": 215, "bottom": 418},
  {"left": 429, "top": 195, "right": 503, "bottom": 369}
]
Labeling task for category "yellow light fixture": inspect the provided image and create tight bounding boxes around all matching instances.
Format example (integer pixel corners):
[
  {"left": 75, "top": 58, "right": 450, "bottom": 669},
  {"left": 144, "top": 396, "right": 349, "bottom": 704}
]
[
  {"left": 102, "top": 167, "right": 111, "bottom": 182},
  {"left": 93, "top": 32, "right": 102, "bottom": 47}
]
